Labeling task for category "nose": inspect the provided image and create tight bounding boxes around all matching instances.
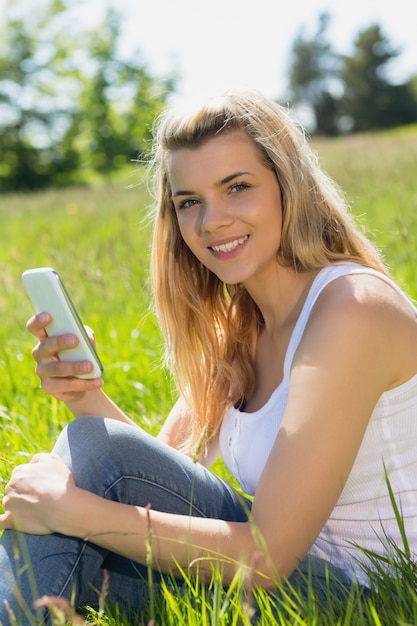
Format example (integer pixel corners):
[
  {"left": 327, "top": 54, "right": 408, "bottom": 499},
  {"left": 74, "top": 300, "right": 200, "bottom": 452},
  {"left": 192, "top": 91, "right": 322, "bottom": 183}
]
[{"left": 199, "top": 197, "right": 233, "bottom": 233}]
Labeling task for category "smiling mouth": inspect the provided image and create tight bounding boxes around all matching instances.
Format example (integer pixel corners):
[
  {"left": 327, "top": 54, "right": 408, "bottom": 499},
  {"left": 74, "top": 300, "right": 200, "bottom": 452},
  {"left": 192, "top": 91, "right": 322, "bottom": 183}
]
[{"left": 210, "top": 235, "right": 249, "bottom": 253}]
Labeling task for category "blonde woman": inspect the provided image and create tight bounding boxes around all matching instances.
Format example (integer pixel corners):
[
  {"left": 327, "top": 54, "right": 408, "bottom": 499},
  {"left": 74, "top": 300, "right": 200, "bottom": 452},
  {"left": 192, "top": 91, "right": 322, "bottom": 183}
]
[{"left": 1, "top": 90, "right": 417, "bottom": 624}]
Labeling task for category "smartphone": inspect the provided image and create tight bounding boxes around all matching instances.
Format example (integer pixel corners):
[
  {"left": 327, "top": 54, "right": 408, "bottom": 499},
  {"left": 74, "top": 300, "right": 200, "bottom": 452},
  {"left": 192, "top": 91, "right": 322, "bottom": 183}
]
[{"left": 22, "top": 267, "right": 104, "bottom": 379}]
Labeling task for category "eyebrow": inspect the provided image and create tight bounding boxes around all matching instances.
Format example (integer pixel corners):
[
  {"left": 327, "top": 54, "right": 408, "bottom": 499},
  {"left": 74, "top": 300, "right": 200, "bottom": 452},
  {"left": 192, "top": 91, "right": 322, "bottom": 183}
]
[{"left": 172, "top": 171, "right": 253, "bottom": 197}]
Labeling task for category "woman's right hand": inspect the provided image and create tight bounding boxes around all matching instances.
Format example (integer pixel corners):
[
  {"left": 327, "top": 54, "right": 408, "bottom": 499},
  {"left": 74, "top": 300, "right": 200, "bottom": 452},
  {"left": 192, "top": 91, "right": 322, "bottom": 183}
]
[{"left": 27, "top": 312, "right": 103, "bottom": 404}]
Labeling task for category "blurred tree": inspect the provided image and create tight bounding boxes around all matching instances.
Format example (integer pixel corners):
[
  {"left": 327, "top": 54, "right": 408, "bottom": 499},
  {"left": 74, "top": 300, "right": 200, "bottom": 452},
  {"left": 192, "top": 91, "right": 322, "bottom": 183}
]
[
  {"left": 287, "top": 13, "right": 341, "bottom": 134},
  {"left": 61, "top": 8, "right": 173, "bottom": 178},
  {"left": 409, "top": 73, "right": 417, "bottom": 104},
  {"left": 0, "top": 0, "right": 79, "bottom": 190},
  {"left": 0, "top": 1, "right": 175, "bottom": 192},
  {"left": 286, "top": 18, "right": 417, "bottom": 135},
  {"left": 339, "top": 25, "right": 417, "bottom": 132}
]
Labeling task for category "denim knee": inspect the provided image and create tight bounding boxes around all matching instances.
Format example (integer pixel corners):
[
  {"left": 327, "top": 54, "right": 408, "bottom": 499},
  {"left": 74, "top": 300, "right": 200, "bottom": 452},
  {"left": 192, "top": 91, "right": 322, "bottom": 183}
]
[{"left": 52, "top": 416, "right": 119, "bottom": 494}]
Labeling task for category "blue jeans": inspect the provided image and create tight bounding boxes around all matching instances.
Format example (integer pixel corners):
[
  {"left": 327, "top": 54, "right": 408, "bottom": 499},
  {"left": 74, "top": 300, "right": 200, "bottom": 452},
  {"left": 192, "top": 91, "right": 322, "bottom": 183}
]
[{"left": 0, "top": 417, "right": 357, "bottom": 625}]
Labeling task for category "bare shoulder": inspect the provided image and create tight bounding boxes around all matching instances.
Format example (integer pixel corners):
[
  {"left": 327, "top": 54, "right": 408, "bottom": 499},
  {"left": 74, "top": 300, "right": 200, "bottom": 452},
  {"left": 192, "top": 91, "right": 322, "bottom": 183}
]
[
  {"left": 312, "top": 272, "right": 416, "bottom": 325},
  {"left": 304, "top": 271, "right": 417, "bottom": 387}
]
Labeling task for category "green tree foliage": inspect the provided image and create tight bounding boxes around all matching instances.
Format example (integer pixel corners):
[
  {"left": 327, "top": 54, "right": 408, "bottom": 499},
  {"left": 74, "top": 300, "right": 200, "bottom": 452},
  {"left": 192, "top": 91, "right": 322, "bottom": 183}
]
[
  {"left": 288, "top": 13, "right": 341, "bottom": 135},
  {"left": 0, "top": 0, "right": 175, "bottom": 192},
  {"left": 340, "top": 25, "right": 417, "bottom": 132},
  {"left": 288, "top": 19, "right": 417, "bottom": 135},
  {"left": 0, "top": 0, "right": 79, "bottom": 190},
  {"left": 60, "top": 8, "right": 174, "bottom": 178}
]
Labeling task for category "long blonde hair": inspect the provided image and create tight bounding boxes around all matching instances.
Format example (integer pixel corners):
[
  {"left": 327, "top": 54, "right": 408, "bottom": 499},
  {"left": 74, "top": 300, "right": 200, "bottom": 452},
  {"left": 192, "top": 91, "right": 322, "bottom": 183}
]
[{"left": 149, "top": 90, "right": 387, "bottom": 453}]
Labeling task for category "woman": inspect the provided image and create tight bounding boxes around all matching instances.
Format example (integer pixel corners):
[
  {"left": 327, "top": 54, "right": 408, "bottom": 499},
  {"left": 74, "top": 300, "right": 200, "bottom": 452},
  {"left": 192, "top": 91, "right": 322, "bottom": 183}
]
[{"left": 1, "top": 90, "right": 417, "bottom": 624}]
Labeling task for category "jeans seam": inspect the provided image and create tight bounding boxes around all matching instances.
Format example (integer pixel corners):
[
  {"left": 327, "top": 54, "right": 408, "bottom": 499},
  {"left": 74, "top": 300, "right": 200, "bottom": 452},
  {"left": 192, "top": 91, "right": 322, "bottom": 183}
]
[
  {"left": 104, "top": 475, "right": 208, "bottom": 518},
  {"left": 56, "top": 540, "right": 89, "bottom": 599}
]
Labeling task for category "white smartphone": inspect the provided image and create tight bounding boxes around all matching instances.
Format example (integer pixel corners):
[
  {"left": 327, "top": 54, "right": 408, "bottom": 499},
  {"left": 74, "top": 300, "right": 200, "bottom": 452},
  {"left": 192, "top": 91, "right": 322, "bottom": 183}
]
[{"left": 22, "top": 267, "right": 104, "bottom": 379}]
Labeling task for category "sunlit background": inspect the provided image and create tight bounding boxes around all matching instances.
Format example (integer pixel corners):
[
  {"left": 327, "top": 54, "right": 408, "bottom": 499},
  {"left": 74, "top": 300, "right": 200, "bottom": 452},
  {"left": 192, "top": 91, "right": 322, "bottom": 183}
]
[
  {"left": 1, "top": 0, "right": 416, "bottom": 192},
  {"left": 76, "top": 0, "right": 416, "bottom": 104}
]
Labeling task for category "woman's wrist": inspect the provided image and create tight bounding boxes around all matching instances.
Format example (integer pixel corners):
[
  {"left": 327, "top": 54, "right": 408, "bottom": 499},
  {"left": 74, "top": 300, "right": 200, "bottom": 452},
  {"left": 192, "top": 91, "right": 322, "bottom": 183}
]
[
  {"left": 66, "top": 387, "right": 105, "bottom": 418},
  {"left": 67, "top": 388, "right": 138, "bottom": 426},
  {"left": 54, "top": 482, "right": 97, "bottom": 539}
]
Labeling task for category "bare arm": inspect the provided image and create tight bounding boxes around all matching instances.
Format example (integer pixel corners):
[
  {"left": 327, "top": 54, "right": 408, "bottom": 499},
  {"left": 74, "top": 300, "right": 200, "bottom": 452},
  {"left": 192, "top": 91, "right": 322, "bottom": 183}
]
[{"left": 250, "top": 275, "right": 417, "bottom": 577}]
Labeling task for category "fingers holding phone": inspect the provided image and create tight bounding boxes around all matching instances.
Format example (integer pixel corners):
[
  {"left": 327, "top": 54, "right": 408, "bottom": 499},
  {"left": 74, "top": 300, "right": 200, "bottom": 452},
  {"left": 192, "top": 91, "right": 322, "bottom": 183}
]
[
  {"left": 22, "top": 268, "right": 103, "bottom": 379},
  {"left": 22, "top": 269, "right": 104, "bottom": 402},
  {"left": 26, "top": 311, "right": 51, "bottom": 340}
]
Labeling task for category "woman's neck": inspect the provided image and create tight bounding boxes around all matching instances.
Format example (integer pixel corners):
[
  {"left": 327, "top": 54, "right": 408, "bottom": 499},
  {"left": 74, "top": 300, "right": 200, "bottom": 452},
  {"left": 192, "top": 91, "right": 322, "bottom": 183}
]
[{"left": 245, "top": 266, "right": 319, "bottom": 335}]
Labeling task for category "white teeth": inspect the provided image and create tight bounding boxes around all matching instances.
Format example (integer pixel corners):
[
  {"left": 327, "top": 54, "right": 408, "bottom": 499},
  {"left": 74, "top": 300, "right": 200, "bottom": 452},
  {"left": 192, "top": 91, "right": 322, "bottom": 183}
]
[{"left": 211, "top": 235, "right": 249, "bottom": 253}]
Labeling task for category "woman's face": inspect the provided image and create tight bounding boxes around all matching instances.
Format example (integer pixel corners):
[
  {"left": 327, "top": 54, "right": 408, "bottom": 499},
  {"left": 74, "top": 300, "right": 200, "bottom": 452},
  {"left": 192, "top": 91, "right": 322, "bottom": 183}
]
[{"left": 168, "top": 130, "right": 283, "bottom": 287}]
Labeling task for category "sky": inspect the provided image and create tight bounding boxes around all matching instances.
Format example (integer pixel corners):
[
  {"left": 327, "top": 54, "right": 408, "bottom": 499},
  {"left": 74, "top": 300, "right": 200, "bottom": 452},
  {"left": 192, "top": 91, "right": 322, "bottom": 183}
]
[{"left": 109, "top": 0, "right": 417, "bottom": 106}]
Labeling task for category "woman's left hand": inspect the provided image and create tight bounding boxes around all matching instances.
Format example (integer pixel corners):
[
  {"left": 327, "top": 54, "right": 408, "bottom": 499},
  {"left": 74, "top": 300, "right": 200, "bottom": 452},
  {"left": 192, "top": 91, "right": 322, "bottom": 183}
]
[{"left": 0, "top": 453, "right": 75, "bottom": 534}]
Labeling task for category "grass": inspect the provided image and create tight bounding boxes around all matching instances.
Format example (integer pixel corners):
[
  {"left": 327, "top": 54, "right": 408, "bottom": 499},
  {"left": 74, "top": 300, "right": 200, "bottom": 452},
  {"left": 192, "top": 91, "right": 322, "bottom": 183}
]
[{"left": 1, "top": 125, "right": 417, "bottom": 624}]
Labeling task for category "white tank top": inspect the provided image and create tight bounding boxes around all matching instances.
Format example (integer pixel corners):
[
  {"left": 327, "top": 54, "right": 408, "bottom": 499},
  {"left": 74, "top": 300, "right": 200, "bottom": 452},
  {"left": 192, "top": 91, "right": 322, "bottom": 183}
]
[{"left": 219, "top": 262, "right": 417, "bottom": 583}]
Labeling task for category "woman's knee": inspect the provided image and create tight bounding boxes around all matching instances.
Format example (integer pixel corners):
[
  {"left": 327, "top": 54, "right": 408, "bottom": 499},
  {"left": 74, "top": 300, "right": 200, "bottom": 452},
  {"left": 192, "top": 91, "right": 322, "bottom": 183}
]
[
  {"left": 52, "top": 417, "right": 142, "bottom": 493},
  {"left": 53, "top": 416, "right": 106, "bottom": 464}
]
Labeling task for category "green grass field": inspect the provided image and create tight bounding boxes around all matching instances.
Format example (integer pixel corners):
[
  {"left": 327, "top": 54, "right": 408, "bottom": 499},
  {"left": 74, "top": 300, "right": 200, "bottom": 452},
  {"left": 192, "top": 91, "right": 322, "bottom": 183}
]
[{"left": 1, "top": 125, "right": 417, "bottom": 624}]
